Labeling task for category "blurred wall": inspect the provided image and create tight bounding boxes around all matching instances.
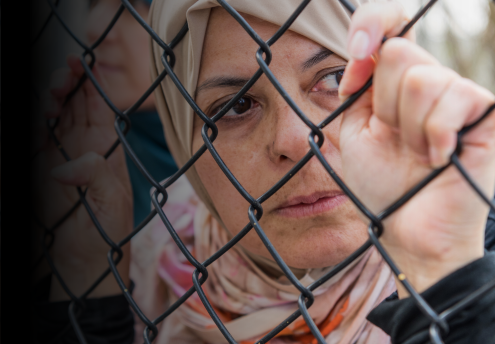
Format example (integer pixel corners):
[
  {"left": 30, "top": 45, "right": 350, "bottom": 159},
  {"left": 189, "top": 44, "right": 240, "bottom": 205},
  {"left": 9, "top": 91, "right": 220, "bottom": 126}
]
[
  {"left": 30, "top": 0, "right": 494, "bottom": 95},
  {"left": 397, "top": 0, "right": 495, "bottom": 93}
]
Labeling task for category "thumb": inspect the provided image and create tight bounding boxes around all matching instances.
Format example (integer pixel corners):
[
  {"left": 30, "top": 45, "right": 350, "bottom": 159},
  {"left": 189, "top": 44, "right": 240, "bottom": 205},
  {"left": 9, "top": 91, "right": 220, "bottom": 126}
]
[{"left": 51, "top": 152, "right": 117, "bottom": 199}]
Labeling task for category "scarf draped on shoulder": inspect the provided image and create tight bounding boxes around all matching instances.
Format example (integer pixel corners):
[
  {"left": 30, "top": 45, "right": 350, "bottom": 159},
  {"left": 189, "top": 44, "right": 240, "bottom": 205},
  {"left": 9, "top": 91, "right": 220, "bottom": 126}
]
[{"left": 131, "top": 177, "right": 396, "bottom": 343}]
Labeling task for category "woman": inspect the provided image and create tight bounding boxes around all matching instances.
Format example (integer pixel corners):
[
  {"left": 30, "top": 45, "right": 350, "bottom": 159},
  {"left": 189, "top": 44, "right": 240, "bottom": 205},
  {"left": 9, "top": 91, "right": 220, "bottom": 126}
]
[
  {"left": 33, "top": 0, "right": 176, "bottom": 340},
  {"left": 36, "top": 0, "right": 177, "bottom": 228},
  {"left": 37, "top": 0, "right": 495, "bottom": 343}
]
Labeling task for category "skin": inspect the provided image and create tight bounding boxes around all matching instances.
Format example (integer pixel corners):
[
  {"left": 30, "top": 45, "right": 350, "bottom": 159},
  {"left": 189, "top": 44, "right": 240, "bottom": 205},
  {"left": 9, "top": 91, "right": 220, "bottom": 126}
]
[
  {"left": 87, "top": 0, "right": 155, "bottom": 110},
  {"left": 193, "top": 6, "right": 495, "bottom": 297},
  {"left": 32, "top": 0, "right": 154, "bottom": 300},
  {"left": 194, "top": 9, "right": 366, "bottom": 270},
  {"left": 36, "top": 2, "right": 495, "bottom": 302}
]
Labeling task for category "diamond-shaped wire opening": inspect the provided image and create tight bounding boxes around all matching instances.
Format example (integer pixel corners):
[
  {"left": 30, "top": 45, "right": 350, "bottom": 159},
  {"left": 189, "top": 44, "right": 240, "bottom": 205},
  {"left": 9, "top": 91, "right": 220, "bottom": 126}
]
[{"left": 31, "top": 0, "right": 495, "bottom": 343}]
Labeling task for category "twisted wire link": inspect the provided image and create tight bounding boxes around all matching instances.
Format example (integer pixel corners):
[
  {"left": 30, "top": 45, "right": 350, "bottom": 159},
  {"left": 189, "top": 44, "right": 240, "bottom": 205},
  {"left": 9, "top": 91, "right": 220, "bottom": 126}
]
[{"left": 31, "top": 0, "right": 495, "bottom": 343}]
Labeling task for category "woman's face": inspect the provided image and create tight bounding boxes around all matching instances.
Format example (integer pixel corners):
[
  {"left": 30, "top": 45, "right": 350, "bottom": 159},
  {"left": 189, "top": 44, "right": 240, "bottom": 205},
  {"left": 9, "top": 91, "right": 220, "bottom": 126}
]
[
  {"left": 87, "top": 0, "right": 154, "bottom": 111},
  {"left": 193, "top": 8, "right": 367, "bottom": 269}
]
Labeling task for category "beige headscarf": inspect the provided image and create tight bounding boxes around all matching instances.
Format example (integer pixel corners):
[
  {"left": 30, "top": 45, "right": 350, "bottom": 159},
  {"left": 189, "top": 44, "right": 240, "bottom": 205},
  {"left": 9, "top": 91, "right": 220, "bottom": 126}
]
[
  {"left": 135, "top": 2, "right": 398, "bottom": 343},
  {"left": 149, "top": 0, "right": 370, "bottom": 222}
]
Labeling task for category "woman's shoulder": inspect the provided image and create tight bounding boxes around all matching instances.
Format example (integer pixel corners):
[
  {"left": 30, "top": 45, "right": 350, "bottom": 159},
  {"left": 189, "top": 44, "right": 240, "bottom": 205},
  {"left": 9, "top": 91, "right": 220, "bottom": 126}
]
[{"left": 129, "top": 175, "right": 201, "bottom": 333}]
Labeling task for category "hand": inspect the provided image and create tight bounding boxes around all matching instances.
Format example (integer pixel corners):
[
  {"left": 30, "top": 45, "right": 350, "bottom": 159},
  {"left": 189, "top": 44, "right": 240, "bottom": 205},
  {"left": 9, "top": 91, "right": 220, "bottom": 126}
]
[
  {"left": 338, "top": 2, "right": 495, "bottom": 298},
  {"left": 32, "top": 55, "right": 133, "bottom": 300}
]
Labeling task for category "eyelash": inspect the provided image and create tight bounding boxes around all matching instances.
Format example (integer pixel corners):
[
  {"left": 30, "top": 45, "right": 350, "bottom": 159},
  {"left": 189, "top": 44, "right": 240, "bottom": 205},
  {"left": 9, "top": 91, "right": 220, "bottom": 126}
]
[
  {"left": 311, "top": 68, "right": 345, "bottom": 93},
  {"left": 208, "top": 68, "right": 345, "bottom": 120},
  {"left": 209, "top": 97, "right": 260, "bottom": 124}
]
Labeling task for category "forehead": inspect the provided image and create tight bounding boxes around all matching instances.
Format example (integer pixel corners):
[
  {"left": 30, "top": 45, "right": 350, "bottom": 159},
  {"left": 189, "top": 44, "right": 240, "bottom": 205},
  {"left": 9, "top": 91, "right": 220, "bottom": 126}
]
[{"left": 199, "top": 7, "right": 325, "bottom": 80}]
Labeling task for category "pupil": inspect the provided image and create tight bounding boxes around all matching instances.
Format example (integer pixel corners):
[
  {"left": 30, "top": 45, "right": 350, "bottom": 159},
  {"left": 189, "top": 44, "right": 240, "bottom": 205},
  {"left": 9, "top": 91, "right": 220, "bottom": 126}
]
[
  {"left": 233, "top": 97, "right": 251, "bottom": 114},
  {"left": 336, "top": 70, "right": 344, "bottom": 85}
]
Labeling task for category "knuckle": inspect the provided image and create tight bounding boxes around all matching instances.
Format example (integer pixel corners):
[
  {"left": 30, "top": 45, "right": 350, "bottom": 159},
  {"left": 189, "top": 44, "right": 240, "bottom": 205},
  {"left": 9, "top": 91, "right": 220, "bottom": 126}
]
[
  {"left": 448, "top": 77, "right": 476, "bottom": 99},
  {"left": 455, "top": 78, "right": 495, "bottom": 104},
  {"left": 381, "top": 38, "right": 410, "bottom": 65},
  {"left": 425, "top": 116, "right": 443, "bottom": 138},
  {"left": 403, "top": 65, "right": 456, "bottom": 97},
  {"left": 83, "top": 152, "right": 105, "bottom": 169},
  {"left": 403, "top": 65, "right": 429, "bottom": 96}
]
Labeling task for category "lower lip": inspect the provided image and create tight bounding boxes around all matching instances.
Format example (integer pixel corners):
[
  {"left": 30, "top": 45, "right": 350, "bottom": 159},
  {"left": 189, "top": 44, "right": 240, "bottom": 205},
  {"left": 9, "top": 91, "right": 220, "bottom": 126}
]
[{"left": 275, "top": 195, "right": 348, "bottom": 218}]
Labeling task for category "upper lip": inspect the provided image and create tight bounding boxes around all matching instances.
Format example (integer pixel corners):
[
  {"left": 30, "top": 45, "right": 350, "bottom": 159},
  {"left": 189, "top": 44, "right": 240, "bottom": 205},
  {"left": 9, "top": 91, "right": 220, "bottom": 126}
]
[{"left": 276, "top": 190, "right": 345, "bottom": 209}]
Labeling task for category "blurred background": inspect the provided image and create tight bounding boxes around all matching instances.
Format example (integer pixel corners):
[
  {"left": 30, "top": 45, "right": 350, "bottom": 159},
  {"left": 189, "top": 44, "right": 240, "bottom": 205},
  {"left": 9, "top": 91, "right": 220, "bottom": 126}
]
[
  {"left": 398, "top": 0, "right": 495, "bottom": 93},
  {"left": 30, "top": 0, "right": 495, "bottom": 116}
]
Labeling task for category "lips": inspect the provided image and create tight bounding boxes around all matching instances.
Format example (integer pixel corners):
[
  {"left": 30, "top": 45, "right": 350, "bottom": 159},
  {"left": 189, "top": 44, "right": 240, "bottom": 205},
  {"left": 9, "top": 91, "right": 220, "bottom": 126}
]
[{"left": 274, "top": 191, "right": 347, "bottom": 218}]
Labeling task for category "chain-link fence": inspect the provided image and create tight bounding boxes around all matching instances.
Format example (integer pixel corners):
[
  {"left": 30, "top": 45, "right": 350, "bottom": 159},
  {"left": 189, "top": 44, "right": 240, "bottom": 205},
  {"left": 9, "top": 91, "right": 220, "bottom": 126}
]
[{"left": 31, "top": 0, "right": 495, "bottom": 343}]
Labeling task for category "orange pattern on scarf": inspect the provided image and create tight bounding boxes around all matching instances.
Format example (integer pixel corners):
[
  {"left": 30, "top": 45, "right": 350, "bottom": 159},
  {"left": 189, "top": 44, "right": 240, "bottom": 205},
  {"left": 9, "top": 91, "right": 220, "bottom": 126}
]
[{"left": 236, "top": 297, "right": 350, "bottom": 344}]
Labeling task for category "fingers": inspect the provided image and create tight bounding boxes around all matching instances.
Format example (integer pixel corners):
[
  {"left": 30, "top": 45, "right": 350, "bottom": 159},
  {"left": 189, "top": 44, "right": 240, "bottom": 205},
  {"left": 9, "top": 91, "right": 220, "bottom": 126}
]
[
  {"left": 51, "top": 152, "right": 118, "bottom": 199},
  {"left": 66, "top": 54, "right": 86, "bottom": 78},
  {"left": 43, "top": 68, "right": 73, "bottom": 119},
  {"left": 423, "top": 78, "right": 495, "bottom": 168},
  {"left": 341, "top": 2, "right": 415, "bottom": 99},
  {"left": 49, "top": 68, "right": 74, "bottom": 99},
  {"left": 398, "top": 64, "right": 495, "bottom": 168},
  {"left": 343, "top": 1, "right": 495, "bottom": 170},
  {"left": 374, "top": 38, "right": 439, "bottom": 127},
  {"left": 338, "top": 55, "right": 375, "bottom": 101},
  {"left": 398, "top": 65, "right": 458, "bottom": 158},
  {"left": 348, "top": 2, "right": 414, "bottom": 61},
  {"left": 68, "top": 53, "right": 114, "bottom": 126},
  {"left": 42, "top": 53, "right": 112, "bottom": 130}
]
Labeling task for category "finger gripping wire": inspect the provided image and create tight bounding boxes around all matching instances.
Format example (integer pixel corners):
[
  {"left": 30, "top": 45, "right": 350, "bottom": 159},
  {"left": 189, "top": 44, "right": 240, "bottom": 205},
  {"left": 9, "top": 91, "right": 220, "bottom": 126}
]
[{"left": 32, "top": 1, "right": 495, "bottom": 343}]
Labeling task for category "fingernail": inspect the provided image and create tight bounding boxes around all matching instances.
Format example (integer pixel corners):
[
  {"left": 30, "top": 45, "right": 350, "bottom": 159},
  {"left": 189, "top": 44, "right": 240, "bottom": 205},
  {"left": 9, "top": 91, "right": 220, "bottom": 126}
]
[{"left": 349, "top": 30, "right": 370, "bottom": 60}]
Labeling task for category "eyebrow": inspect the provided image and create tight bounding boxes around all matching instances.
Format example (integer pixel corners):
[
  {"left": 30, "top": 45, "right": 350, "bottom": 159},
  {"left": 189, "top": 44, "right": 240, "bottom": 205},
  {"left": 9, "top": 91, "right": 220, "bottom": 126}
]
[
  {"left": 196, "top": 47, "right": 334, "bottom": 95},
  {"left": 301, "top": 47, "right": 334, "bottom": 71},
  {"left": 196, "top": 76, "right": 251, "bottom": 96}
]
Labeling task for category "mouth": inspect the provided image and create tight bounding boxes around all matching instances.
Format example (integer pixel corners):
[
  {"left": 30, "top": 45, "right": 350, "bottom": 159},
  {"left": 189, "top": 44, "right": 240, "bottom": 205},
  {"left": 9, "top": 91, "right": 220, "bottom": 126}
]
[{"left": 274, "top": 191, "right": 347, "bottom": 218}]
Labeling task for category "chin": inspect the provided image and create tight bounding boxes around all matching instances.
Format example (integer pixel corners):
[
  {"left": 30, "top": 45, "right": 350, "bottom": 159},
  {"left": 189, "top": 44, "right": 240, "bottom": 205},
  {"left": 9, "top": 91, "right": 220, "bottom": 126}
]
[{"left": 278, "top": 223, "right": 368, "bottom": 269}]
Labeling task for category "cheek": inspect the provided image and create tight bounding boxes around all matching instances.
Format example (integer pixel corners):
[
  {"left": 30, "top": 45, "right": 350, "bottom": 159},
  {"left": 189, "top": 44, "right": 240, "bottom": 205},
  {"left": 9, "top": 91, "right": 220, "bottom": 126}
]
[
  {"left": 192, "top": 129, "right": 257, "bottom": 234},
  {"left": 195, "top": 152, "right": 254, "bottom": 234}
]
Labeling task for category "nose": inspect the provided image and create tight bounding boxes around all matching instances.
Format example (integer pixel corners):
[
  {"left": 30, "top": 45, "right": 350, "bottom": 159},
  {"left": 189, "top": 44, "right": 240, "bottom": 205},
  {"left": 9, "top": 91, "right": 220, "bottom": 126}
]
[
  {"left": 86, "top": 2, "right": 119, "bottom": 45},
  {"left": 269, "top": 91, "right": 318, "bottom": 165}
]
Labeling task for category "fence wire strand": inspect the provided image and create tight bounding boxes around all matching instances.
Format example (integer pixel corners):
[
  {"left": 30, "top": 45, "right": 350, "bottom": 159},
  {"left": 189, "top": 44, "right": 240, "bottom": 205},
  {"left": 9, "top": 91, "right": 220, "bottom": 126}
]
[{"left": 31, "top": 0, "right": 495, "bottom": 343}]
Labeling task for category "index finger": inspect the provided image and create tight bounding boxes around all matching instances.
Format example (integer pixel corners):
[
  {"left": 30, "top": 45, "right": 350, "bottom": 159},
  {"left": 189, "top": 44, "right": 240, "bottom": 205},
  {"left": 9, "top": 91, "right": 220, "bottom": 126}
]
[
  {"left": 347, "top": 2, "right": 414, "bottom": 61},
  {"left": 339, "top": 2, "right": 416, "bottom": 99}
]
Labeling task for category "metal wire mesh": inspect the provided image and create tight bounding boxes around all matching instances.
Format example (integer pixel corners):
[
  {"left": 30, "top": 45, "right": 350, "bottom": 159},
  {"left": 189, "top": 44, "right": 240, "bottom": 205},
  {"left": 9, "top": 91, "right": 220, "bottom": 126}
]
[{"left": 31, "top": 0, "right": 495, "bottom": 343}]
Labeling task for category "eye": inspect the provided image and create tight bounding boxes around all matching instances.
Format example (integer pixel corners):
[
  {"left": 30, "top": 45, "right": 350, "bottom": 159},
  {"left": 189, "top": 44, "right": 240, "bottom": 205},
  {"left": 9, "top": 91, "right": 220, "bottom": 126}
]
[
  {"left": 311, "top": 70, "right": 344, "bottom": 92},
  {"left": 231, "top": 97, "right": 252, "bottom": 115},
  {"left": 213, "top": 96, "right": 259, "bottom": 118}
]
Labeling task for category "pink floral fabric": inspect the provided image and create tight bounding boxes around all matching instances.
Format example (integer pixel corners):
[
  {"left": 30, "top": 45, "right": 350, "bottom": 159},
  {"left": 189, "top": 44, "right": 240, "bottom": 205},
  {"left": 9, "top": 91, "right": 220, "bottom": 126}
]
[{"left": 130, "top": 176, "right": 396, "bottom": 343}]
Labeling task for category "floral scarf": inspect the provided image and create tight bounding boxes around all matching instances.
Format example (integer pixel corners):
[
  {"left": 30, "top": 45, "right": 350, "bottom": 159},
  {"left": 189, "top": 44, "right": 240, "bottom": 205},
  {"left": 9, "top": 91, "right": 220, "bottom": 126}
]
[{"left": 130, "top": 176, "right": 396, "bottom": 344}]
